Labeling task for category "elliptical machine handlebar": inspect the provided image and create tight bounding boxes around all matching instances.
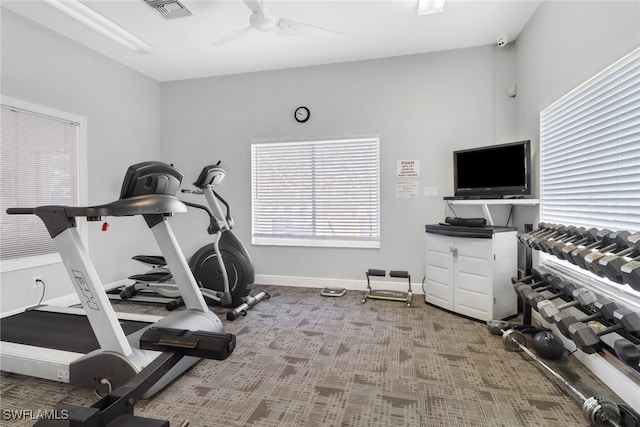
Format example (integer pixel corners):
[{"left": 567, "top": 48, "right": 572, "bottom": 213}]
[
  {"left": 181, "top": 187, "right": 235, "bottom": 230},
  {"left": 213, "top": 190, "right": 234, "bottom": 229},
  {"left": 181, "top": 200, "right": 221, "bottom": 235}
]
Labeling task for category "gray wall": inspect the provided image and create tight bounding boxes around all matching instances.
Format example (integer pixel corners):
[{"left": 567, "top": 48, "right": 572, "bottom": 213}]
[
  {"left": 160, "top": 45, "right": 518, "bottom": 285},
  {"left": 512, "top": 0, "right": 640, "bottom": 230},
  {"left": 1, "top": 10, "right": 161, "bottom": 311},
  {"left": 516, "top": 1, "right": 640, "bottom": 144}
]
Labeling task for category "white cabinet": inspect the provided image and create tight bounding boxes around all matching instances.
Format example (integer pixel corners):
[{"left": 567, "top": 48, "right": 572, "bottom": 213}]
[{"left": 424, "top": 227, "right": 518, "bottom": 321}]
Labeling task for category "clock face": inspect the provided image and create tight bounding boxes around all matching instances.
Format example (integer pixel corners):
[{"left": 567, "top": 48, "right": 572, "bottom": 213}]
[{"left": 295, "top": 106, "right": 310, "bottom": 123}]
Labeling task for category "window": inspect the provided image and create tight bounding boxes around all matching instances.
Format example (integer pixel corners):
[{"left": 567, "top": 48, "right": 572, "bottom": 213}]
[
  {"left": 0, "top": 98, "right": 86, "bottom": 270},
  {"left": 251, "top": 136, "right": 380, "bottom": 248},
  {"left": 539, "top": 48, "right": 640, "bottom": 299},
  {"left": 540, "top": 48, "right": 639, "bottom": 232}
]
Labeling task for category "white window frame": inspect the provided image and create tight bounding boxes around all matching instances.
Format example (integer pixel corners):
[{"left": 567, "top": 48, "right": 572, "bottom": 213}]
[
  {"left": 0, "top": 96, "right": 88, "bottom": 272},
  {"left": 538, "top": 48, "right": 640, "bottom": 310},
  {"left": 251, "top": 135, "right": 381, "bottom": 249}
]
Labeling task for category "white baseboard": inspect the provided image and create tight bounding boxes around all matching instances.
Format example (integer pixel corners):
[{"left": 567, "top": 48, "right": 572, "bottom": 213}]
[{"left": 255, "top": 274, "right": 425, "bottom": 295}]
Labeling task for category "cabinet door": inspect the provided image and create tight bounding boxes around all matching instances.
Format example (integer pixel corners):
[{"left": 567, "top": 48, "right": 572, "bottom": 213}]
[
  {"left": 425, "top": 234, "right": 454, "bottom": 310},
  {"left": 492, "top": 231, "right": 518, "bottom": 319},
  {"left": 453, "top": 237, "right": 493, "bottom": 320}
]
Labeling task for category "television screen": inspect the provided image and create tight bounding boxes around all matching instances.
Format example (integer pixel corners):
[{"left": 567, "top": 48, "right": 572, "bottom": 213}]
[{"left": 453, "top": 140, "right": 531, "bottom": 198}]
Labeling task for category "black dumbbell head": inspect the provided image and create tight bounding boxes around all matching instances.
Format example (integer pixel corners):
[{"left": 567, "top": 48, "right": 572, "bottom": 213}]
[
  {"left": 527, "top": 279, "right": 570, "bottom": 309},
  {"left": 612, "top": 308, "right": 640, "bottom": 337},
  {"left": 539, "top": 226, "right": 578, "bottom": 253},
  {"left": 568, "top": 322, "right": 601, "bottom": 354},
  {"left": 515, "top": 274, "right": 558, "bottom": 300},
  {"left": 621, "top": 260, "right": 640, "bottom": 291},
  {"left": 593, "top": 298, "right": 619, "bottom": 321},
  {"left": 530, "top": 226, "right": 567, "bottom": 250},
  {"left": 570, "top": 228, "right": 613, "bottom": 266},
  {"left": 556, "top": 228, "right": 599, "bottom": 260},
  {"left": 554, "top": 298, "right": 618, "bottom": 339},
  {"left": 613, "top": 339, "right": 640, "bottom": 365},
  {"left": 553, "top": 312, "right": 579, "bottom": 338},
  {"left": 518, "top": 223, "right": 550, "bottom": 244},
  {"left": 599, "top": 252, "right": 640, "bottom": 284}
]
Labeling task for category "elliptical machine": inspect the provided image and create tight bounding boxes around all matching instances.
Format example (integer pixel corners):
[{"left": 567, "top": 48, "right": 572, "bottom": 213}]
[{"left": 118, "top": 162, "right": 269, "bottom": 318}]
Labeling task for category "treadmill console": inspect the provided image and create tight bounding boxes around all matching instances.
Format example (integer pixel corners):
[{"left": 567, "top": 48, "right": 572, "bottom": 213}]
[{"left": 120, "top": 161, "right": 183, "bottom": 199}]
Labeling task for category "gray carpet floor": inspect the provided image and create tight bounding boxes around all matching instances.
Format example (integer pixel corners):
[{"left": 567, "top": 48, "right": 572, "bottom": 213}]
[{"left": 0, "top": 285, "right": 625, "bottom": 426}]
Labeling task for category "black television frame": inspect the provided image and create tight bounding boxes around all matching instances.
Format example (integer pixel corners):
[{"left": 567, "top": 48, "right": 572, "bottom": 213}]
[{"left": 453, "top": 140, "right": 531, "bottom": 198}]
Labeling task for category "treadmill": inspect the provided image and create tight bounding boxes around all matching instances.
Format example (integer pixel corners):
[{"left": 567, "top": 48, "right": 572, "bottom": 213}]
[{"left": 1, "top": 161, "right": 232, "bottom": 398}]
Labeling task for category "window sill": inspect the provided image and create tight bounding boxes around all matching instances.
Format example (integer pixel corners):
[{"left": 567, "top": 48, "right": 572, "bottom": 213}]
[{"left": 0, "top": 253, "right": 62, "bottom": 273}]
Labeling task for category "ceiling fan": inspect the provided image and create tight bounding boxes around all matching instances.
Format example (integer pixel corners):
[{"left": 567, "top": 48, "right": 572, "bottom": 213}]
[{"left": 214, "top": 0, "right": 344, "bottom": 46}]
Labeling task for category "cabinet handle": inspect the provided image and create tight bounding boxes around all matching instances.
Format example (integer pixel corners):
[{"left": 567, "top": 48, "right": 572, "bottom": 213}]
[{"left": 449, "top": 247, "right": 458, "bottom": 257}]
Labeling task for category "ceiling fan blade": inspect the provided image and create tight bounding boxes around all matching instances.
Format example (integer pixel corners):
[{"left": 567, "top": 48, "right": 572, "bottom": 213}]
[
  {"left": 243, "top": 0, "right": 268, "bottom": 18},
  {"left": 213, "top": 27, "right": 252, "bottom": 46},
  {"left": 276, "top": 17, "right": 344, "bottom": 39}
]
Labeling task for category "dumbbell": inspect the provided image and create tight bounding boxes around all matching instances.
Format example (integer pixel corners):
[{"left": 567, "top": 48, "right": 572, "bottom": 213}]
[
  {"left": 567, "top": 228, "right": 614, "bottom": 266},
  {"left": 517, "top": 223, "right": 551, "bottom": 245},
  {"left": 537, "top": 288, "right": 598, "bottom": 323},
  {"left": 613, "top": 339, "right": 640, "bottom": 366},
  {"left": 600, "top": 232, "right": 640, "bottom": 284},
  {"left": 621, "top": 258, "right": 640, "bottom": 292},
  {"left": 572, "top": 229, "right": 619, "bottom": 270},
  {"left": 529, "top": 225, "right": 576, "bottom": 252},
  {"left": 519, "top": 223, "right": 560, "bottom": 247},
  {"left": 514, "top": 274, "right": 562, "bottom": 302},
  {"left": 539, "top": 226, "right": 585, "bottom": 254},
  {"left": 585, "top": 231, "right": 639, "bottom": 276},
  {"left": 552, "top": 227, "right": 599, "bottom": 260},
  {"left": 510, "top": 267, "right": 546, "bottom": 285},
  {"left": 553, "top": 298, "right": 619, "bottom": 339},
  {"left": 527, "top": 280, "right": 577, "bottom": 310},
  {"left": 527, "top": 224, "right": 567, "bottom": 249},
  {"left": 568, "top": 307, "right": 640, "bottom": 354}
]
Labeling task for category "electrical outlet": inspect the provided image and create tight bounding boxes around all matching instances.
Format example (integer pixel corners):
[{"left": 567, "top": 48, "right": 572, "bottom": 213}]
[{"left": 32, "top": 276, "right": 43, "bottom": 288}]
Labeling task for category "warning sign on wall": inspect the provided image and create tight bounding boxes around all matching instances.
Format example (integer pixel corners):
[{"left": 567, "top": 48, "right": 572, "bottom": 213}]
[{"left": 396, "top": 160, "right": 420, "bottom": 178}]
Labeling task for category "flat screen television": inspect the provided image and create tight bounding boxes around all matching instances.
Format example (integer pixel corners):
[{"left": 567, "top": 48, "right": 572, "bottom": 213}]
[{"left": 453, "top": 140, "right": 531, "bottom": 198}]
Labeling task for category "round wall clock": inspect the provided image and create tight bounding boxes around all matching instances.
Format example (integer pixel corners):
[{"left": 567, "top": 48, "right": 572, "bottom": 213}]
[{"left": 294, "top": 106, "right": 310, "bottom": 123}]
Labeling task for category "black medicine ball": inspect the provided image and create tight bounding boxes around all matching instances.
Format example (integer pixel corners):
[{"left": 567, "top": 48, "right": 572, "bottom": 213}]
[{"left": 532, "top": 331, "right": 565, "bottom": 360}]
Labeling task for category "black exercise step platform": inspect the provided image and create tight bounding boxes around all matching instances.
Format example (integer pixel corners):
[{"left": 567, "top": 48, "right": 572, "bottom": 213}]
[
  {"left": 128, "top": 271, "right": 173, "bottom": 283},
  {"left": 363, "top": 269, "right": 413, "bottom": 307},
  {"left": 132, "top": 255, "right": 167, "bottom": 266}
]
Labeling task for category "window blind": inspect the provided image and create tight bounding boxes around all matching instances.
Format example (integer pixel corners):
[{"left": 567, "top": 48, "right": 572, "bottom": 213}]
[
  {"left": 540, "top": 48, "right": 640, "bottom": 232},
  {"left": 1, "top": 104, "right": 80, "bottom": 261},
  {"left": 251, "top": 137, "right": 380, "bottom": 248}
]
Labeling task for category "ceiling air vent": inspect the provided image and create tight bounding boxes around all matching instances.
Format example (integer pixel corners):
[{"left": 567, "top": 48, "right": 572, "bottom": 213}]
[{"left": 144, "top": 0, "right": 192, "bottom": 19}]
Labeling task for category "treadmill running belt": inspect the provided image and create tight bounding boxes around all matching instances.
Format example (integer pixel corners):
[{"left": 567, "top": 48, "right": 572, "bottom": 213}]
[{"left": 0, "top": 310, "right": 149, "bottom": 354}]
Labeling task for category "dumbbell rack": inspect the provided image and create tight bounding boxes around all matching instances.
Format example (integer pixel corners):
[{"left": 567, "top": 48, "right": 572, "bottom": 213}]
[{"left": 516, "top": 223, "right": 640, "bottom": 374}]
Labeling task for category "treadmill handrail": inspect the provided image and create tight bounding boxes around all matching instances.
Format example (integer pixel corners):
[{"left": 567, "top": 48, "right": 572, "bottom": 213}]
[
  {"left": 7, "top": 194, "right": 188, "bottom": 238},
  {"left": 7, "top": 194, "right": 187, "bottom": 218}
]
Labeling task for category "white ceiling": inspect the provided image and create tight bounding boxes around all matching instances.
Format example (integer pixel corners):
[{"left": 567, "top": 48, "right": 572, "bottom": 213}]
[{"left": 2, "top": 0, "right": 541, "bottom": 82}]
